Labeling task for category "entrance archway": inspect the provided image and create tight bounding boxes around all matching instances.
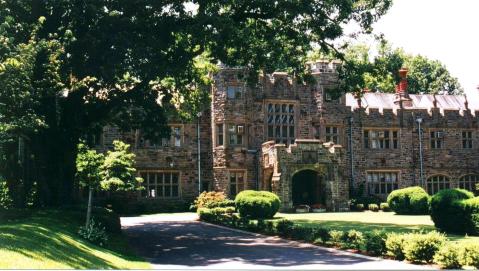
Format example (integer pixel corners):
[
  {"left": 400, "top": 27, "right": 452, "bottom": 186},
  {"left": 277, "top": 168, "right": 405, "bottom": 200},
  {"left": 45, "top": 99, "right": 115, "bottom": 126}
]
[{"left": 292, "top": 169, "right": 325, "bottom": 206}]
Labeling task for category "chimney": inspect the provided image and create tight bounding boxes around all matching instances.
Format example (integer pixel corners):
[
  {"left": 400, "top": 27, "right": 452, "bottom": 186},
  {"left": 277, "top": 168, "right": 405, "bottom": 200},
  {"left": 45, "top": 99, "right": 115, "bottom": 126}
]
[{"left": 394, "top": 68, "right": 412, "bottom": 107}]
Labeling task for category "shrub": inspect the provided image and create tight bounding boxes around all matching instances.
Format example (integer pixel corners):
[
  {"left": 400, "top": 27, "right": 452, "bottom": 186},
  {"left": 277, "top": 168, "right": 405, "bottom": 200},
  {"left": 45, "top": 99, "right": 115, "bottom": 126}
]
[
  {"left": 387, "top": 186, "right": 430, "bottom": 215},
  {"left": 355, "top": 204, "right": 365, "bottom": 211},
  {"left": 275, "top": 219, "right": 294, "bottom": 237},
  {"left": 198, "top": 208, "right": 215, "bottom": 222},
  {"left": 430, "top": 189, "right": 475, "bottom": 233},
  {"left": 403, "top": 231, "right": 446, "bottom": 263},
  {"left": 207, "top": 199, "right": 236, "bottom": 209},
  {"left": 329, "top": 230, "right": 344, "bottom": 247},
  {"left": 78, "top": 219, "right": 108, "bottom": 246},
  {"left": 452, "top": 197, "right": 479, "bottom": 234},
  {"left": 0, "top": 180, "right": 13, "bottom": 210},
  {"left": 386, "top": 232, "right": 407, "bottom": 260},
  {"left": 433, "top": 243, "right": 462, "bottom": 269},
  {"left": 460, "top": 243, "right": 479, "bottom": 268},
  {"left": 342, "top": 229, "right": 364, "bottom": 249},
  {"left": 91, "top": 207, "right": 121, "bottom": 233},
  {"left": 312, "top": 228, "right": 331, "bottom": 245},
  {"left": 235, "top": 190, "right": 280, "bottom": 219},
  {"left": 365, "top": 230, "right": 387, "bottom": 256},
  {"left": 380, "top": 202, "right": 391, "bottom": 212},
  {"left": 368, "top": 204, "right": 379, "bottom": 212},
  {"left": 194, "top": 191, "right": 228, "bottom": 209},
  {"left": 290, "top": 225, "right": 315, "bottom": 242},
  {"left": 265, "top": 221, "right": 275, "bottom": 235}
]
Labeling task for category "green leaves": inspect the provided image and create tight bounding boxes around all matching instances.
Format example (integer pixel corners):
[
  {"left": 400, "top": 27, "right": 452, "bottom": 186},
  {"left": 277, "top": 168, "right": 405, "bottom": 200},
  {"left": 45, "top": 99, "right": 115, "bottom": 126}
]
[
  {"left": 99, "top": 140, "right": 142, "bottom": 192},
  {"left": 337, "top": 40, "right": 463, "bottom": 95},
  {"left": 75, "top": 143, "right": 104, "bottom": 189}
]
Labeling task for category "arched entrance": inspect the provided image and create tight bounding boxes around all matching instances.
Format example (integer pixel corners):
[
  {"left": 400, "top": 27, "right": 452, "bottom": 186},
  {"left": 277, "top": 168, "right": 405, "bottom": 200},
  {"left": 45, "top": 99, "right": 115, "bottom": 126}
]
[{"left": 292, "top": 169, "right": 326, "bottom": 206}]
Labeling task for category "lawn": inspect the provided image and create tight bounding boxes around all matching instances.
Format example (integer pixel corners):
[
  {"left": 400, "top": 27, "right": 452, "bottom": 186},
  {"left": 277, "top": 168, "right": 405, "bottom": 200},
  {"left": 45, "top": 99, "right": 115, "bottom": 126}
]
[
  {"left": 270, "top": 211, "right": 479, "bottom": 245},
  {"left": 0, "top": 209, "right": 150, "bottom": 269}
]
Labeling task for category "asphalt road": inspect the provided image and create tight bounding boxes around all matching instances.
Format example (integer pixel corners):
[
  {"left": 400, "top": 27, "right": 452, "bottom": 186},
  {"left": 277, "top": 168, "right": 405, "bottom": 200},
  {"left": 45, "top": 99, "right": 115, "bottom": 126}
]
[{"left": 121, "top": 213, "right": 433, "bottom": 270}]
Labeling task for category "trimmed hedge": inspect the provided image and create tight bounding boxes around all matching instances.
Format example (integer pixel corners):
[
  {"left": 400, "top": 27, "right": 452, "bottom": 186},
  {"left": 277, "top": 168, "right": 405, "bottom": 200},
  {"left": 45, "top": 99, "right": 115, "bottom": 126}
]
[
  {"left": 387, "top": 186, "right": 430, "bottom": 215},
  {"left": 430, "top": 188, "right": 475, "bottom": 233},
  {"left": 403, "top": 231, "right": 446, "bottom": 263},
  {"left": 235, "top": 190, "right": 280, "bottom": 219}
]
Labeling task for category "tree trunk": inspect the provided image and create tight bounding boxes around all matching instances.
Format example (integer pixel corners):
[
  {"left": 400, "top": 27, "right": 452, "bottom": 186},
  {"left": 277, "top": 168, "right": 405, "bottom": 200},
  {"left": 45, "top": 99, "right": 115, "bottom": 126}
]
[{"left": 86, "top": 186, "right": 93, "bottom": 228}]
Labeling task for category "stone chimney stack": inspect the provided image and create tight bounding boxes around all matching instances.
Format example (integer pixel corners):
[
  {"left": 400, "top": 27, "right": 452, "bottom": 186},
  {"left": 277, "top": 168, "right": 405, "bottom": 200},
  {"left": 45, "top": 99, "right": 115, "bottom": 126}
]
[{"left": 394, "top": 68, "right": 412, "bottom": 107}]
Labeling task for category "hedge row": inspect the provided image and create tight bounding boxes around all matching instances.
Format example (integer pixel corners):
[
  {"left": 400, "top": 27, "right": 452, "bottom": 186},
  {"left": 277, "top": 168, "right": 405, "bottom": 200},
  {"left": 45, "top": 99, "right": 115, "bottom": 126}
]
[{"left": 198, "top": 208, "right": 479, "bottom": 269}]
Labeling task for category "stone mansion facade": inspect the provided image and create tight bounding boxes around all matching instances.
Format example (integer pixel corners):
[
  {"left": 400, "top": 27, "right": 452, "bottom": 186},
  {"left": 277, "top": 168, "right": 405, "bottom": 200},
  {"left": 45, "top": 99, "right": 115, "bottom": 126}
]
[{"left": 99, "top": 61, "right": 479, "bottom": 211}]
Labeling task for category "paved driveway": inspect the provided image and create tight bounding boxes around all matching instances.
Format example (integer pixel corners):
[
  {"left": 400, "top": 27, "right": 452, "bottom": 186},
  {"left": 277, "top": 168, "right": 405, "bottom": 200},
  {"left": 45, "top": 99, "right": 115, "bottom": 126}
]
[{"left": 121, "top": 213, "right": 433, "bottom": 270}]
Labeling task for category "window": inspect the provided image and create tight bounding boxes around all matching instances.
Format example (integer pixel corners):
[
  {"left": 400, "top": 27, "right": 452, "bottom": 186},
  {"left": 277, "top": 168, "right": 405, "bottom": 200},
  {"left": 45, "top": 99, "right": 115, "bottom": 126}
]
[
  {"left": 430, "top": 131, "right": 444, "bottom": 149},
  {"left": 216, "top": 124, "right": 224, "bottom": 146},
  {"left": 226, "top": 86, "right": 243, "bottom": 99},
  {"left": 228, "top": 124, "right": 244, "bottom": 146},
  {"left": 459, "top": 175, "right": 479, "bottom": 193},
  {"left": 85, "top": 130, "right": 103, "bottom": 147},
  {"left": 267, "top": 103, "right": 295, "bottom": 145},
  {"left": 325, "top": 126, "right": 340, "bottom": 144},
  {"left": 367, "top": 172, "right": 399, "bottom": 195},
  {"left": 172, "top": 126, "right": 181, "bottom": 147},
  {"left": 229, "top": 171, "right": 245, "bottom": 198},
  {"left": 427, "top": 175, "right": 450, "bottom": 194},
  {"left": 462, "top": 131, "right": 473, "bottom": 149},
  {"left": 140, "top": 171, "right": 180, "bottom": 198},
  {"left": 364, "top": 130, "right": 399, "bottom": 149},
  {"left": 138, "top": 126, "right": 182, "bottom": 148}
]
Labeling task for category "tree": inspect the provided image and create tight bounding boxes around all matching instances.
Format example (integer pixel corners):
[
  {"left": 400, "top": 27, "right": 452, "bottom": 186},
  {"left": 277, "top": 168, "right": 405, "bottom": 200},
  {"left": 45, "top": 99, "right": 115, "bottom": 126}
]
[
  {"left": 76, "top": 140, "right": 141, "bottom": 227},
  {"left": 337, "top": 40, "right": 463, "bottom": 95},
  {"left": 75, "top": 143, "right": 104, "bottom": 227},
  {"left": 100, "top": 141, "right": 142, "bottom": 192},
  {"left": 1, "top": 0, "right": 392, "bottom": 206}
]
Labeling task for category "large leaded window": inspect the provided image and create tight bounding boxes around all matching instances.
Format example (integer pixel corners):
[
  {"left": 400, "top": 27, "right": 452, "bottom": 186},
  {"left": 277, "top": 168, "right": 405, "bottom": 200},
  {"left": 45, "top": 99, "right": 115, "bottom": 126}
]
[
  {"left": 459, "top": 174, "right": 479, "bottom": 193},
  {"left": 229, "top": 171, "right": 245, "bottom": 198},
  {"left": 267, "top": 103, "right": 295, "bottom": 145},
  {"left": 140, "top": 171, "right": 180, "bottom": 198},
  {"left": 367, "top": 171, "right": 399, "bottom": 195},
  {"left": 364, "top": 129, "right": 399, "bottom": 149},
  {"left": 427, "top": 175, "right": 450, "bottom": 194}
]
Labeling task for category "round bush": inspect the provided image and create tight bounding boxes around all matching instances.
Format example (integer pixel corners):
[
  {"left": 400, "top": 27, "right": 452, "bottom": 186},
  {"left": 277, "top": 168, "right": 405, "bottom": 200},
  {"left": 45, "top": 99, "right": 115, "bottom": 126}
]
[
  {"left": 235, "top": 190, "right": 280, "bottom": 219},
  {"left": 430, "top": 189, "right": 474, "bottom": 233},
  {"left": 387, "top": 186, "right": 430, "bottom": 215},
  {"left": 434, "top": 243, "right": 462, "bottom": 269},
  {"left": 368, "top": 203, "right": 379, "bottom": 212}
]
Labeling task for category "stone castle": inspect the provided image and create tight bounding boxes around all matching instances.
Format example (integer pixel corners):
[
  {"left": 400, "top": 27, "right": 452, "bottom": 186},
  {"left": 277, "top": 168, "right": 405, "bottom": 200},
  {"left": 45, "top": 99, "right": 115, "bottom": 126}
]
[{"left": 98, "top": 60, "right": 479, "bottom": 211}]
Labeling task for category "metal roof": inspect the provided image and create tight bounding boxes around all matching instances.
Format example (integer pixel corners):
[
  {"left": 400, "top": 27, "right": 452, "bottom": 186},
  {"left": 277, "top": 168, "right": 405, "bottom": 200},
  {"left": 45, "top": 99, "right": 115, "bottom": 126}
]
[{"left": 345, "top": 92, "right": 479, "bottom": 113}]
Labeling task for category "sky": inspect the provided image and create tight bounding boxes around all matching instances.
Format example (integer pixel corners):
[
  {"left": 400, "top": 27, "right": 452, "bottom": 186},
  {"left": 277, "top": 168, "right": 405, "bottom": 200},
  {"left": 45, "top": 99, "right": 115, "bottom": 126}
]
[{"left": 370, "top": 0, "right": 479, "bottom": 97}]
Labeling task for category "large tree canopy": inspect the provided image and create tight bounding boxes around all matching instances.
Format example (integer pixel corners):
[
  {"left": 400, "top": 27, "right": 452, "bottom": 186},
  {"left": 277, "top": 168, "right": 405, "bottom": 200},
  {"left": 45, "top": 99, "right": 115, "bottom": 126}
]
[
  {"left": 336, "top": 40, "right": 463, "bottom": 95},
  {"left": 0, "top": 0, "right": 392, "bottom": 206}
]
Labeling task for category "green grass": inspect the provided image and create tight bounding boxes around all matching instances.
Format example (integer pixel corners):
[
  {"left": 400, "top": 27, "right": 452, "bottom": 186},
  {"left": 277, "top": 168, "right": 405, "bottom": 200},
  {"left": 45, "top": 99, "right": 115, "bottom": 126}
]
[
  {"left": 268, "top": 211, "right": 479, "bottom": 245},
  {"left": 0, "top": 209, "right": 150, "bottom": 269}
]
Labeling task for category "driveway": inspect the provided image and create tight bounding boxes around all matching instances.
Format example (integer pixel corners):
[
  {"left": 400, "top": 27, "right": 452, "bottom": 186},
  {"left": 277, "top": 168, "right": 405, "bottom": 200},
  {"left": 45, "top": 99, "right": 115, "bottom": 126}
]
[{"left": 121, "top": 213, "right": 433, "bottom": 270}]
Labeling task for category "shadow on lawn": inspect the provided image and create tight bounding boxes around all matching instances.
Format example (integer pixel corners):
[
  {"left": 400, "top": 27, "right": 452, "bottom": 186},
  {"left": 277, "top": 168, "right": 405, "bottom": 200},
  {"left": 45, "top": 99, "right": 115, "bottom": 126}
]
[
  {"left": 0, "top": 212, "right": 139, "bottom": 269},
  {"left": 124, "top": 220, "right": 376, "bottom": 267}
]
